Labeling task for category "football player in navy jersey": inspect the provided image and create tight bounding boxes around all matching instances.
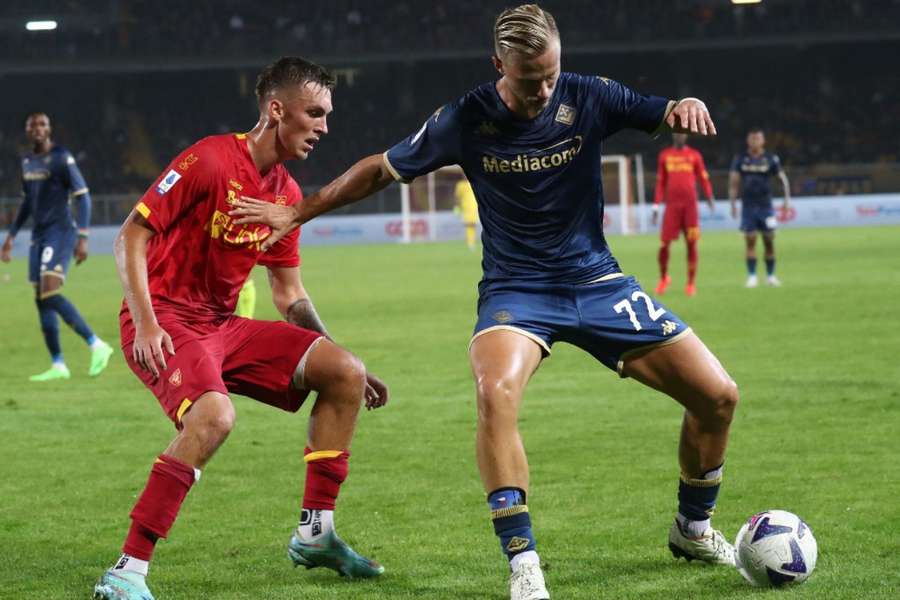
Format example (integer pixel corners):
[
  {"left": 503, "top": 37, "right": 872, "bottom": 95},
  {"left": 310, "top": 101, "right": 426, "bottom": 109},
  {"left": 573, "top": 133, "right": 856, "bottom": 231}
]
[
  {"left": 1, "top": 113, "right": 113, "bottom": 381},
  {"left": 231, "top": 5, "right": 738, "bottom": 598},
  {"left": 729, "top": 128, "right": 791, "bottom": 287}
]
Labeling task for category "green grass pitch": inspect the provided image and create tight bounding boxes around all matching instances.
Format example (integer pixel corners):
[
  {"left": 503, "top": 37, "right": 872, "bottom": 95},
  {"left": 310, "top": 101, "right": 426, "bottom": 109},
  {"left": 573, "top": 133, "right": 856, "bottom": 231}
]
[{"left": 1, "top": 226, "right": 898, "bottom": 599}]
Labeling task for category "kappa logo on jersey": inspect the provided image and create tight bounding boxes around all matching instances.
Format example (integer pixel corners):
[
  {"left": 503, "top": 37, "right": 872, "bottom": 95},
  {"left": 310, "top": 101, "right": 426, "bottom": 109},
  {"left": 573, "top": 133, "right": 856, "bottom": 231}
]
[
  {"left": 555, "top": 104, "right": 576, "bottom": 125},
  {"left": 482, "top": 136, "right": 583, "bottom": 174},
  {"left": 661, "top": 320, "right": 678, "bottom": 335},
  {"left": 157, "top": 169, "right": 182, "bottom": 195},
  {"left": 477, "top": 121, "right": 500, "bottom": 137}
]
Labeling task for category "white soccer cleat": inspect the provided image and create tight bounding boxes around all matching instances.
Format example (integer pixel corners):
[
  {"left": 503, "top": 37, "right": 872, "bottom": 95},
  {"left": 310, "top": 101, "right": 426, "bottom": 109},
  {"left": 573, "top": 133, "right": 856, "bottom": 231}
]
[
  {"left": 668, "top": 520, "right": 736, "bottom": 566},
  {"left": 766, "top": 275, "right": 782, "bottom": 287},
  {"left": 745, "top": 274, "right": 758, "bottom": 288},
  {"left": 510, "top": 560, "right": 550, "bottom": 600}
]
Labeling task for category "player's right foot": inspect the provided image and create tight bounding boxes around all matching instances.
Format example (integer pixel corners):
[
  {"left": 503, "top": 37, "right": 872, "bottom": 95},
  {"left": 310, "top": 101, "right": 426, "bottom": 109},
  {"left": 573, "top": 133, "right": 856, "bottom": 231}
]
[
  {"left": 685, "top": 282, "right": 697, "bottom": 297},
  {"left": 655, "top": 274, "right": 671, "bottom": 295},
  {"left": 89, "top": 340, "right": 115, "bottom": 376},
  {"left": 93, "top": 569, "right": 155, "bottom": 600},
  {"left": 744, "top": 274, "right": 758, "bottom": 288},
  {"left": 28, "top": 363, "right": 70, "bottom": 382},
  {"left": 766, "top": 275, "right": 782, "bottom": 287},
  {"left": 288, "top": 530, "right": 384, "bottom": 578},
  {"left": 510, "top": 560, "right": 550, "bottom": 600},
  {"left": 668, "top": 519, "right": 735, "bottom": 566}
]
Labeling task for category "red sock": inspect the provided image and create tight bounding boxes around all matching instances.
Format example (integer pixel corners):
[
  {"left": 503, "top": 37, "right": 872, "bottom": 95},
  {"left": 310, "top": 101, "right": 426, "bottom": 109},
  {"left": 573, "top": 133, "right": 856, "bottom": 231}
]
[
  {"left": 303, "top": 447, "right": 349, "bottom": 511},
  {"left": 658, "top": 244, "right": 670, "bottom": 278},
  {"left": 124, "top": 455, "right": 197, "bottom": 561},
  {"left": 687, "top": 240, "right": 699, "bottom": 285}
]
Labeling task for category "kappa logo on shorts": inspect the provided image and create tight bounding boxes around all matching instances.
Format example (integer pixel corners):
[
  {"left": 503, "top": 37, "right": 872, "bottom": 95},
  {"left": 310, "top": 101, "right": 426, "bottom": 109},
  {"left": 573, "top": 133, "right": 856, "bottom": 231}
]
[
  {"left": 661, "top": 320, "right": 678, "bottom": 335},
  {"left": 493, "top": 310, "right": 513, "bottom": 324},
  {"left": 168, "top": 368, "right": 183, "bottom": 387}
]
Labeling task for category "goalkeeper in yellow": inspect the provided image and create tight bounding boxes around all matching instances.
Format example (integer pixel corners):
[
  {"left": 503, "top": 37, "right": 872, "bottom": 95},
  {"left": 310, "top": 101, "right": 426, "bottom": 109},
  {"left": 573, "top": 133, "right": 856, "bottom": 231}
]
[{"left": 455, "top": 176, "right": 479, "bottom": 250}]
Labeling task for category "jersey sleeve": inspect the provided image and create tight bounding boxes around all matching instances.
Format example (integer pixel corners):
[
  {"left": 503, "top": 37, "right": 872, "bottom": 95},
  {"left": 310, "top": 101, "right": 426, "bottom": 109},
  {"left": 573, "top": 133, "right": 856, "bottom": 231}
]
[
  {"left": 258, "top": 178, "right": 301, "bottom": 269},
  {"left": 729, "top": 154, "right": 742, "bottom": 173},
  {"left": 592, "top": 77, "right": 671, "bottom": 139},
  {"left": 770, "top": 154, "right": 783, "bottom": 176},
  {"left": 134, "top": 141, "right": 217, "bottom": 233},
  {"left": 383, "top": 102, "right": 463, "bottom": 182},
  {"left": 693, "top": 151, "right": 713, "bottom": 199},
  {"left": 654, "top": 150, "right": 667, "bottom": 204}
]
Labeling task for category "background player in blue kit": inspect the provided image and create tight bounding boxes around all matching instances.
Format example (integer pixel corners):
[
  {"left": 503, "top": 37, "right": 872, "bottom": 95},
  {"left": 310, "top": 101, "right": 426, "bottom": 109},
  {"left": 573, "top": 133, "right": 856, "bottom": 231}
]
[
  {"left": 0, "top": 112, "right": 113, "bottom": 381},
  {"left": 231, "top": 5, "right": 739, "bottom": 599},
  {"left": 728, "top": 127, "right": 791, "bottom": 287}
]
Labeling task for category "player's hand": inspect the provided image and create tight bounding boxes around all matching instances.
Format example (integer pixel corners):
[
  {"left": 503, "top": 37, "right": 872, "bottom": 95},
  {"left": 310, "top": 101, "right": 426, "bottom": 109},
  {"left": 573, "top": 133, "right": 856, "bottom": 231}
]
[
  {"left": 651, "top": 211, "right": 658, "bottom": 226},
  {"left": 133, "top": 322, "right": 175, "bottom": 379},
  {"left": 0, "top": 237, "right": 11, "bottom": 263},
  {"left": 74, "top": 237, "right": 89, "bottom": 265},
  {"left": 731, "top": 204, "right": 739, "bottom": 219},
  {"left": 364, "top": 372, "right": 389, "bottom": 410},
  {"left": 229, "top": 196, "right": 299, "bottom": 251},
  {"left": 667, "top": 98, "right": 717, "bottom": 136}
]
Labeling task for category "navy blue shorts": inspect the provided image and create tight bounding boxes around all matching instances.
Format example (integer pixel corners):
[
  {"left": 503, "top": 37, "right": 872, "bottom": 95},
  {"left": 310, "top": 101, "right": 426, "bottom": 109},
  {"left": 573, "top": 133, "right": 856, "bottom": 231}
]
[
  {"left": 741, "top": 206, "right": 777, "bottom": 233},
  {"left": 29, "top": 228, "right": 76, "bottom": 284},
  {"left": 472, "top": 275, "right": 692, "bottom": 375}
]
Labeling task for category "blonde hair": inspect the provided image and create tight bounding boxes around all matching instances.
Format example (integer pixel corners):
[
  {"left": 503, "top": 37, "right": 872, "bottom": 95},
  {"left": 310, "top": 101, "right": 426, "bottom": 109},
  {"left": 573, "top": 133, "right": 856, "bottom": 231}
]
[{"left": 493, "top": 4, "right": 559, "bottom": 58}]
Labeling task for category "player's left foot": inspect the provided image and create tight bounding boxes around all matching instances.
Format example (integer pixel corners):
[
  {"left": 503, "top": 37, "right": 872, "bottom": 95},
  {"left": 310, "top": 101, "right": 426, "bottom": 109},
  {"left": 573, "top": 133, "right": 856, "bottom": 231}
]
[
  {"left": 668, "top": 519, "right": 735, "bottom": 566},
  {"left": 288, "top": 530, "right": 384, "bottom": 578},
  {"left": 766, "top": 275, "right": 782, "bottom": 287},
  {"left": 29, "top": 363, "right": 70, "bottom": 382},
  {"left": 510, "top": 560, "right": 550, "bottom": 600},
  {"left": 89, "top": 341, "right": 115, "bottom": 376},
  {"left": 655, "top": 274, "right": 671, "bottom": 295},
  {"left": 93, "top": 569, "right": 155, "bottom": 600},
  {"left": 685, "top": 282, "right": 697, "bottom": 297}
]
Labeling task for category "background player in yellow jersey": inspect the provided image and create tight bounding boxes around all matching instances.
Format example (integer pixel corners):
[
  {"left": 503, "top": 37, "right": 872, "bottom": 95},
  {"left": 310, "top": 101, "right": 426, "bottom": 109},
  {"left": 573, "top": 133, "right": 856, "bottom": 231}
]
[{"left": 455, "top": 175, "right": 479, "bottom": 250}]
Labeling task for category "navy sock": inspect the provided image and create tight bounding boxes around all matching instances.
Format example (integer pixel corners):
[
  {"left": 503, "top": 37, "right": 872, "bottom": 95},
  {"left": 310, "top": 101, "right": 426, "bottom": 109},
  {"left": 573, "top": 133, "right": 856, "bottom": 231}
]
[
  {"left": 678, "top": 464, "right": 723, "bottom": 522},
  {"left": 35, "top": 298, "right": 63, "bottom": 362},
  {"left": 765, "top": 258, "right": 775, "bottom": 276},
  {"left": 488, "top": 487, "right": 535, "bottom": 561},
  {"left": 44, "top": 294, "right": 94, "bottom": 342},
  {"left": 746, "top": 258, "right": 757, "bottom": 275}
]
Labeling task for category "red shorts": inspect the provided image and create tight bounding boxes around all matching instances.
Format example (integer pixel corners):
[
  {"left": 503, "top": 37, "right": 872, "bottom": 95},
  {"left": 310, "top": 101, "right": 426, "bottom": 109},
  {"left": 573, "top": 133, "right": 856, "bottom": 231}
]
[
  {"left": 120, "top": 310, "right": 323, "bottom": 427},
  {"left": 661, "top": 203, "right": 700, "bottom": 243}
]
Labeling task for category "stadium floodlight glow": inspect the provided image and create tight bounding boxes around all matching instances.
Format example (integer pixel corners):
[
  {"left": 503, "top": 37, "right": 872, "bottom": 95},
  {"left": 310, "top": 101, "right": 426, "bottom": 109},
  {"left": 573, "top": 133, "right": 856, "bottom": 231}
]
[
  {"left": 26, "top": 20, "right": 58, "bottom": 31},
  {"left": 731, "top": 0, "right": 762, "bottom": 4}
]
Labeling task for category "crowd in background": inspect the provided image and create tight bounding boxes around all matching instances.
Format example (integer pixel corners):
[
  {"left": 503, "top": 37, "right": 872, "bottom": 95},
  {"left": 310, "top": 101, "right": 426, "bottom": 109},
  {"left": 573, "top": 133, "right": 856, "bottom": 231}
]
[{"left": 1, "top": 1, "right": 897, "bottom": 219}]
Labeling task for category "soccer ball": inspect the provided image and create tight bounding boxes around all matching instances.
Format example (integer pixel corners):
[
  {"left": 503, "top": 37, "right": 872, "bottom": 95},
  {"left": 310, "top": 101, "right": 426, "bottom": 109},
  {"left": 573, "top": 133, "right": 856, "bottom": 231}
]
[{"left": 735, "top": 510, "right": 818, "bottom": 587}]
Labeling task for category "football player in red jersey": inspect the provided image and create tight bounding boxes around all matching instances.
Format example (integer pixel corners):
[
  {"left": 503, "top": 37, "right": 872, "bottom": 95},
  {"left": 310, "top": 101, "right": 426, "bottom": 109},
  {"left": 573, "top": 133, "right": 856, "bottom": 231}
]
[
  {"left": 652, "top": 133, "right": 715, "bottom": 297},
  {"left": 93, "top": 57, "right": 387, "bottom": 600}
]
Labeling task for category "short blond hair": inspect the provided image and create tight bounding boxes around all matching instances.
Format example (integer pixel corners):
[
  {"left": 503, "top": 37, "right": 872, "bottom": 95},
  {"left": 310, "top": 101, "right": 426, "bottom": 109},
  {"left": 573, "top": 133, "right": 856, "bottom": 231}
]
[{"left": 493, "top": 4, "right": 559, "bottom": 58}]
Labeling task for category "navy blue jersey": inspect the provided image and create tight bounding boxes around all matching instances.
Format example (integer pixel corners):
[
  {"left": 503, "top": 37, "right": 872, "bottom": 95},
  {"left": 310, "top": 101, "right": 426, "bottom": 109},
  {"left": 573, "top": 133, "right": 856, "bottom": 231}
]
[
  {"left": 385, "top": 73, "right": 670, "bottom": 286},
  {"left": 12, "top": 145, "right": 90, "bottom": 238},
  {"left": 730, "top": 151, "right": 782, "bottom": 208}
]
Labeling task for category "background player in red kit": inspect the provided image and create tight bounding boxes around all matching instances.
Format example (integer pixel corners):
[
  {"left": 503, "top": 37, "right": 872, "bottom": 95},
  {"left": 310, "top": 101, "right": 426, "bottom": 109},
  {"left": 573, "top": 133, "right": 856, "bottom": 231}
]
[
  {"left": 652, "top": 133, "right": 715, "bottom": 297},
  {"left": 93, "top": 57, "right": 387, "bottom": 600}
]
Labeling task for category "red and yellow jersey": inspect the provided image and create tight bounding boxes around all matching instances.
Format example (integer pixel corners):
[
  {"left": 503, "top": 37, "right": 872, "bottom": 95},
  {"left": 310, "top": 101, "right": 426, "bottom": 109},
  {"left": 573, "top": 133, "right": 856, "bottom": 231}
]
[
  {"left": 131, "top": 133, "right": 302, "bottom": 320},
  {"left": 654, "top": 145, "right": 713, "bottom": 206}
]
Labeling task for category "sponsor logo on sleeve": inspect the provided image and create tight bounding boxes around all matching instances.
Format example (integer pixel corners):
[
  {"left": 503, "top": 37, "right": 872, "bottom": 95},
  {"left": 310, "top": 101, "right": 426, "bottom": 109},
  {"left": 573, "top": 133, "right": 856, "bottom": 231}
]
[{"left": 157, "top": 169, "right": 182, "bottom": 195}]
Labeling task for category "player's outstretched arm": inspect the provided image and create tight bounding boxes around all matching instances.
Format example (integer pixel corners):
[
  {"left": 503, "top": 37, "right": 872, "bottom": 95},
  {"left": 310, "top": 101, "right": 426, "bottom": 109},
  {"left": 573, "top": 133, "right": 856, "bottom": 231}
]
[
  {"left": 230, "top": 154, "right": 394, "bottom": 251},
  {"left": 114, "top": 211, "right": 174, "bottom": 378},
  {"left": 269, "top": 265, "right": 389, "bottom": 410},
  {"left": 665, "top": 98, "right": 717, "bottom": 136},
  {"left": 778, "top": 171, "right": 791, "bottom": 209}
]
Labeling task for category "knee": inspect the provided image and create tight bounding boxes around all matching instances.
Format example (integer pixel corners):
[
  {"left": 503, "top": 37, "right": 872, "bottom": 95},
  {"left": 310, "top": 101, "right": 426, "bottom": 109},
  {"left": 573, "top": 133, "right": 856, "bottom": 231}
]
[
  {"left": 326, "top": 350, "right": 367, "bottom": 403},
  {"left": 708, "top": 378, "right": 739, "bottom": 425},
  {"left": 475, "top": 376, "right": 520, "bottom": 426},
  {"left": 188, "top": 394, "right": 235, "bottom": 443}
]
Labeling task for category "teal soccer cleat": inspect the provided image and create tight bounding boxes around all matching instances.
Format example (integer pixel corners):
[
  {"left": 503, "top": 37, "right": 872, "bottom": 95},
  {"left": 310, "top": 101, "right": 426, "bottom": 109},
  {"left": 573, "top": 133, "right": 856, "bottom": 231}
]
[
  {"left": 93, "top": 569, "right": 155, "bottom": 600},
  {"left": 288, "top": 530, "right": 385, "bottom": 579}
]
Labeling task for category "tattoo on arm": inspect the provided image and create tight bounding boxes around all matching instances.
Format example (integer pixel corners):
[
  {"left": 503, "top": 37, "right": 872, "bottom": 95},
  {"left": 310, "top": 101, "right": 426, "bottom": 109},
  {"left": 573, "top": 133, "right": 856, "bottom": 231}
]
[{"left": 286, "top": 298, "right": 329, "bottom": 337}]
